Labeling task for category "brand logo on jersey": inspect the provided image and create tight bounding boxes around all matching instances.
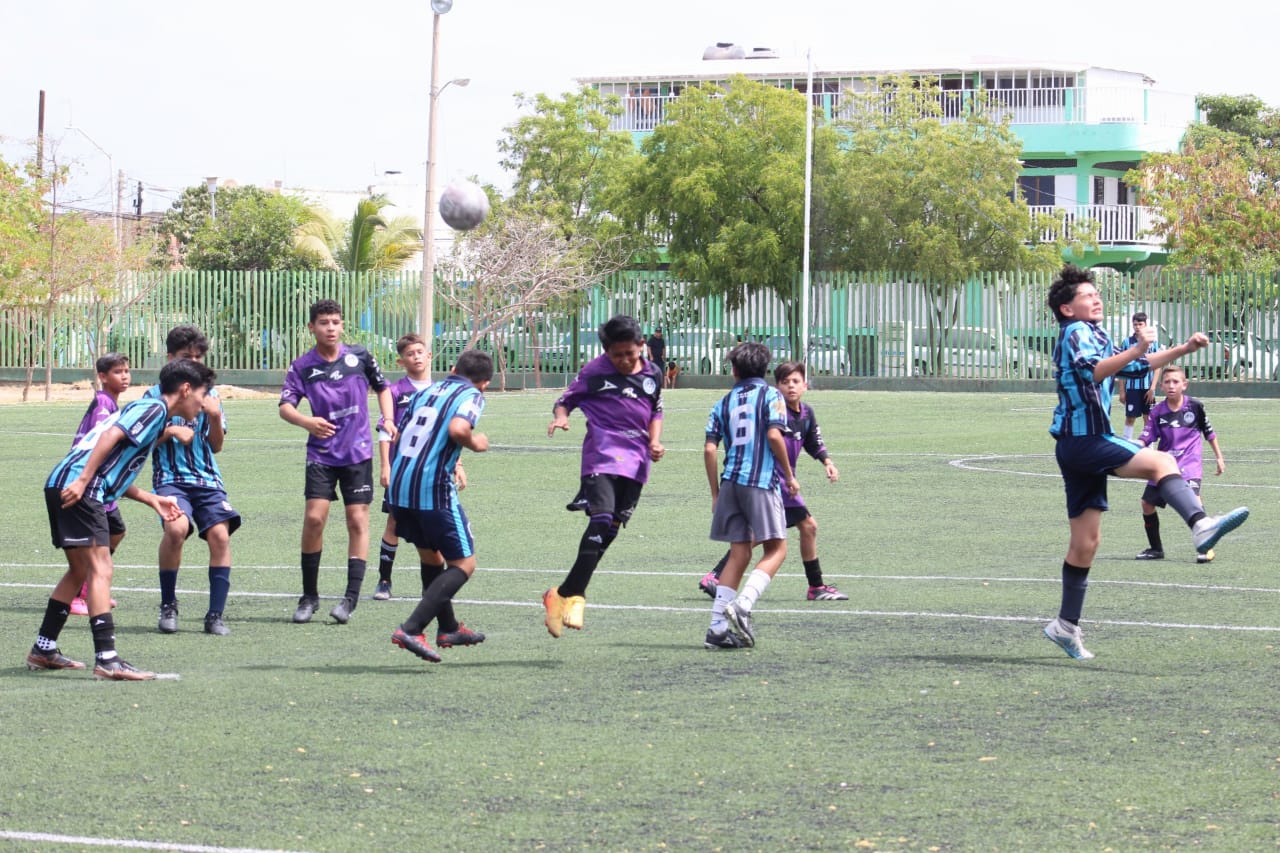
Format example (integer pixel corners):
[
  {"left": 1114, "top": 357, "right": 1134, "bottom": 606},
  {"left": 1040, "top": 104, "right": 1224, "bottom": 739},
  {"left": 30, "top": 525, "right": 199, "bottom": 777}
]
[
  {"left": 599, "top": 380, "right": 617, "bottom": 391},
  {"left": 308, "top": 368, "right": 326, "bottom": 379},
  {"left": 329, "top": 369, "right": 343, "bottom": 381},
  {"left": 621, "top": 386, "right": 637, "bottom": 399}
]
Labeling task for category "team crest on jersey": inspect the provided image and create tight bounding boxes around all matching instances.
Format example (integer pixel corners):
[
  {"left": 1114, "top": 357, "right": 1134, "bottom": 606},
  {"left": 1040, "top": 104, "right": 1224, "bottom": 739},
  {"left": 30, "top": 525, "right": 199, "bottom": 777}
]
[
  {"left": 642, "top": 377, "right": 656, "bottom": 395},
  {"left": 1181, "top": 410, "right": 1195, "bottom": 425},
  {"left": 344, "top": 353, "right": 359, "bottom": 368}
]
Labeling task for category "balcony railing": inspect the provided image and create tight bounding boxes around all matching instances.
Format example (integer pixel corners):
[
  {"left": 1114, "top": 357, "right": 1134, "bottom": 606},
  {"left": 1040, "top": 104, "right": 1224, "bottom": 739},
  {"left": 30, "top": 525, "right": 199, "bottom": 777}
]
[
  {"left": 607, "top": 86, "right": 1196, "bottom": 133},
  {"left": 1029, "top": 204, "right": 1162, "bottom": 247}
]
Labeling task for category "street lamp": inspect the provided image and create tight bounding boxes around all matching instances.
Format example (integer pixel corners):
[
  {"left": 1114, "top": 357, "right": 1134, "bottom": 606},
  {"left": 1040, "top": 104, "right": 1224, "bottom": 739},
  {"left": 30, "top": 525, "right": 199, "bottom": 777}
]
[
  {"left": 206, "top": 176, "right": 219, "bottom": 221},
  {"left": 420, "top": 0, "right": 466, "bottom": 361}
]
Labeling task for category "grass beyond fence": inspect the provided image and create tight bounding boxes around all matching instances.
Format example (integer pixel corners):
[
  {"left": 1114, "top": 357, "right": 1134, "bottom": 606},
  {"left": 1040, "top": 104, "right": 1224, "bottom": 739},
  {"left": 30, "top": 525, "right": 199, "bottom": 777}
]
[{"left": 0, "top": 389, "right": 1276, "bottom": 851}]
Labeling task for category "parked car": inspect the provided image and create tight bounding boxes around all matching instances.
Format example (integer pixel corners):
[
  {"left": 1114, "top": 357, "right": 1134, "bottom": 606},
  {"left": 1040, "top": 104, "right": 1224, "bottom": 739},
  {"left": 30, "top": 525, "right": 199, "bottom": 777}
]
[
  {"left": 537, "top": 328, "right": 599, "bottom": 372},
  {"left": 759, "top": 335, "right": 852, "bottom": 376},
  {"left": 911, "top": 326, "right": 1052, "bottom": 378},
  {"left": 1204, "top": 330, "right": 1279, "bottom": 380},
  {"left": 664, "top": 328, "right": 737, "bottom": 375},
  {"left": 432, "top": 327, "right": 515, "bottom": 372}
]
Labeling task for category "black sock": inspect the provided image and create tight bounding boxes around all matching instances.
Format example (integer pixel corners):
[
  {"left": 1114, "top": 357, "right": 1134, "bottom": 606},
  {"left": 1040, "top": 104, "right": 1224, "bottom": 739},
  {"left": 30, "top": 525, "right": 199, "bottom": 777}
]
[
  {"left": 344, "top": 558, "right": 367, "bottom": 603},
  {"left": 36, "top": 597, "right": 71, "bottom": 647},
  {"left": 559, "top": 518, "right": 612, "bottom": 598},
  {"left": 711, "top": 551, "right": 730, "bottom": 580},
  {"left": 90, "top": 612, "right": 116, "bottom": 660},
  {"left": 403, "top": 566, "right": 469, "bottom": 635},
  {"left": 1059, "top": 562, "right": 1090, "bottom": 624},
  {"left": 803, "top": 558, "right": 823, "bottom": 587},
  {"left": 378, "top": 539, "right": 398, "bottom": 583},
  {"left": 1143, "top": 512, "right": 1162, "bottom": 551},
  {"left": 301, "top": 552, "right": 321, "bottom": 597},
  {"left": 420, "top": 562, "right": 458, "bottom": 633}
]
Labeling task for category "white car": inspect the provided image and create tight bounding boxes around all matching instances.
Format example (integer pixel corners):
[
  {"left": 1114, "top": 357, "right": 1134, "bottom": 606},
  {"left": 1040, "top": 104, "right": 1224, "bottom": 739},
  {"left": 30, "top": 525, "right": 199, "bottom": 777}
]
[
  {"left": 759, "top": 335, "right": 852, "bottom": 376},
  {"left": 664, "top": 328, "right": 737, "bottom": 375},
  {"left": 911, "top": 326, "right": 1052, "bottom": 378},
  {"left": 1205, "top": 330, "right": 1279, "bottom": 380}
]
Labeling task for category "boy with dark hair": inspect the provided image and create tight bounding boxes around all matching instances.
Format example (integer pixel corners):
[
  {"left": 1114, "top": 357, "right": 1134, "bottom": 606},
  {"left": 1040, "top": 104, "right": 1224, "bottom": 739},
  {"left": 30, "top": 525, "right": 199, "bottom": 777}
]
[
  {"left": 1118, "top": 311, "right": 1161, "bottom": 441},
  {"left": 69, "top": 352, "right": 131, "bottom": 616},
  {"left": 702, "top": 342, "right": 799, "bottom": 649},
  {"left": 1044, "top": 264, "right": 1248, "bottom": 661},
  {"left": 1135, "top": 365, "right": 1227, "bottom": 564},
  {"left": 27, "top": 358, "right": 216, "bottom": 680},
  {"left": 388, "top": 349, "right": 493, "bottom": 662},
  {"left": 700, "top": 360, "right": 844, "bottom": 601},
  {"left": 373, "top": 333, "right": 434, "bottom": 601},
  {"left": 279, "top": 299, "right": 396, "bottom": 625},
  {"left": 148, "top": 324, "right": 242, "bottom": 636},
  {"left": 543, "top": 314, "right": 665, "bottom": 637}
]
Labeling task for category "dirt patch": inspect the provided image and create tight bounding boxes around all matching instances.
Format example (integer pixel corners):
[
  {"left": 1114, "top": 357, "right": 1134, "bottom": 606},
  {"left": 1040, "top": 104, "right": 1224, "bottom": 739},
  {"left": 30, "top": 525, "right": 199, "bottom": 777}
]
[{"left": 0, "top": 381, "right": 276, "bottom": 404}]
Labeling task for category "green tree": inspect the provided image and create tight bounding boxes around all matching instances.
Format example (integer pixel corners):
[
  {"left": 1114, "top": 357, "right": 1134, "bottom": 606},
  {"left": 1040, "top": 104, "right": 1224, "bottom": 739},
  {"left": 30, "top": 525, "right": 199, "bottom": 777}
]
[
  {"left": 155, "top": 184, "right": 324, "bottom": 270},
  {"left": 499, "top": 86, "right": 641, "bottom": 246},
  {"left": 619, "top": 76, "right": 842, "bottom": 335},
  {"left": 294, "top": 194, "right": 422, "bottom": 273},
  {"left": 1131, "top": 95, "right": 1280, "bottom": 275}
]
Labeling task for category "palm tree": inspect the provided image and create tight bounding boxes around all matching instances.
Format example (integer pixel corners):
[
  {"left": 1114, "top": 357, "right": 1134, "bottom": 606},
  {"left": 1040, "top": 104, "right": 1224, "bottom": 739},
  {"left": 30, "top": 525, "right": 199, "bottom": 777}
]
[{"left": 295, "top": 194, "right": 423, "bottom": 273}]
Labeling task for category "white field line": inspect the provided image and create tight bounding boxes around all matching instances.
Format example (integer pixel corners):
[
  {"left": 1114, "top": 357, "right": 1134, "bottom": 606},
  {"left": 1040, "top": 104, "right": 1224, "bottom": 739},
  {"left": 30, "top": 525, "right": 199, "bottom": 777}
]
[
  {"left": 2, "top": 572, "right": 1277, "bottom": 633},
  {"left": 0, "top": 830, "right": 311, "bottom": 853},
  {"left": 949, "top": 452, "right": 1280, "bottom": 489}
]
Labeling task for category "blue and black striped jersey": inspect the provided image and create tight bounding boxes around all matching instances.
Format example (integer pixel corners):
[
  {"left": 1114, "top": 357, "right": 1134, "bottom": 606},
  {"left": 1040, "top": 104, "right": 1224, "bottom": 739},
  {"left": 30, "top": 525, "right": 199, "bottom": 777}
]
[{"left": 386, "top": 375, "right": 485, "bottom": 510}]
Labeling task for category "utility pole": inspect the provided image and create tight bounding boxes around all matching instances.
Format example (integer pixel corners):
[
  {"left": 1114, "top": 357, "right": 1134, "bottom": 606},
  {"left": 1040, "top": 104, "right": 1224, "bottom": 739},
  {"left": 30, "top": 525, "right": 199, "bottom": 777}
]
[
  {"left": 134, "top": 180, "right": 143, "bottom": 243},
  {"left": 116, "top": 169, "right": 125, "bottom": 250},
  {"left": 36, "top": 90, "right": 45, "bottom": 176}
]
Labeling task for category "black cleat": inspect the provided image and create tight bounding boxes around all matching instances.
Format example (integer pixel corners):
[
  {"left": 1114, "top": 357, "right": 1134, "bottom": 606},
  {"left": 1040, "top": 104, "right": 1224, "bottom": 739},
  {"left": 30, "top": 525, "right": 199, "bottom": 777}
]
[
  {"left": 391, "top": 628, "right": 442, "bottom": 662},
  {"left": 437, "top": 623, "right": 485, "bottom": 648},
  {"left": 329, "top": 596, "right": 356, "bottom": 624},
  {"left": 292, "top": 595, "right": 320, "bottom": 623},
  {"left": 158, "top": 602, "right": 179, "bottom": 634},
  {"left": 203, "top": 612, "right": 230, "bottom": 636},
  {"left": 1135, "top": 548, "right": 1165, "bottom": 560}
]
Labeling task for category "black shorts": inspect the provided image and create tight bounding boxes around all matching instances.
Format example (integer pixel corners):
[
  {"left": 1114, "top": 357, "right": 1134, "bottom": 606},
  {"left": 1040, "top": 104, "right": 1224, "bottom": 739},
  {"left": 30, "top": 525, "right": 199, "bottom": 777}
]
[
  {"left": 157, "top": 484, "right": 243, "bottom": 540},
  {"left": 391, "top": 504, "right": 475, "bottom": 561},
  {"left": 45, "top": 487, "right": 110, "bottom": 549},
  {"left": 305, "top": 460, "right": 374, "bottom": 504},
  {"left": 1125, "top": 398, "right": 1152, "bottom": 419},
  {"left": 106, "top": 505, "right": 127, "bottom": 537},
  {"left": 784, "top": 504, "right": 812, "bottom": 528},
  {"left": 1054, "top": 434, "right": 1139, "bottom": 518},
  {"left": 578, "top": 474, "right": 644, "bottom": 525}
]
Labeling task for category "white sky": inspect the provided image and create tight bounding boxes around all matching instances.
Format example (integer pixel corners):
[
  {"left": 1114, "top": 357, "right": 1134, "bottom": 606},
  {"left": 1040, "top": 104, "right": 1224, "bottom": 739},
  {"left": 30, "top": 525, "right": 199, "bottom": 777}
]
[{"left": 2, "top": 0, "right": 1277, "bottom": 219}]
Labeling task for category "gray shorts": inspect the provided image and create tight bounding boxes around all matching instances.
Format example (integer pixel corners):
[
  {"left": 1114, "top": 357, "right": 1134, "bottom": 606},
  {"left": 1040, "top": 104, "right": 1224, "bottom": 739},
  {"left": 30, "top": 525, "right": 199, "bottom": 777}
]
[{"left": 710, "top": 480, "right": 786, "bottom": 544}]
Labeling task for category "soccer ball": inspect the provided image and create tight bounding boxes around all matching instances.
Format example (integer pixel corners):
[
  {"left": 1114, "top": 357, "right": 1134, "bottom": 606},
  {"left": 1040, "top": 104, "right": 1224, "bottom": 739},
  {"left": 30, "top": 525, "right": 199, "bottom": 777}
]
[{"left": 438, "top": 180, "right": 490, "bottom": 231}]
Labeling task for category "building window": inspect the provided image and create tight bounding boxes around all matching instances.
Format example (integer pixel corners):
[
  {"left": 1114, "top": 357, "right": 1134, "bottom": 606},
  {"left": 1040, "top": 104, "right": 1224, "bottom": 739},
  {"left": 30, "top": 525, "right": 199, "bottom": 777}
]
[{"left": 1018, "top": 175, "right": 1056, "bottom": 206}]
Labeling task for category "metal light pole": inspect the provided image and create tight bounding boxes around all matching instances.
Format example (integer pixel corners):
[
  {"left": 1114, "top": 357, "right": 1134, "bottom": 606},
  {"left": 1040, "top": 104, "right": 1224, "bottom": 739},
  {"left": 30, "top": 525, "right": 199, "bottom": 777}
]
[
  {"left": 420, "top": 0, "right": 459, "bottom": 354},
  {"left": 206, "top": 176, "right": 218, "bottom": 220}
]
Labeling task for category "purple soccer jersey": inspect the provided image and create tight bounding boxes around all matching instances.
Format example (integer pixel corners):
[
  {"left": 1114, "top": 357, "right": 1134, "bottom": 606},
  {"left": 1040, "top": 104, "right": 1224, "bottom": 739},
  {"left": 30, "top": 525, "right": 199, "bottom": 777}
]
[
  {"left": 73, "top": 390, "right": 121, "bottom": 511},
  {"left": 379, "top": 375, "right": 431, "bottom": 440},
  {"left": 779, "top": 401, "right": 830, "bottom": 509},
  {"left": 1140, "top": 396, "right": 1216, "bottom": 483},
  {"left": 280, "top": 344, "right": 388, "bottom": 466},
  {"left": 555, "top": 354, "right": 663, "bottom": 482}
]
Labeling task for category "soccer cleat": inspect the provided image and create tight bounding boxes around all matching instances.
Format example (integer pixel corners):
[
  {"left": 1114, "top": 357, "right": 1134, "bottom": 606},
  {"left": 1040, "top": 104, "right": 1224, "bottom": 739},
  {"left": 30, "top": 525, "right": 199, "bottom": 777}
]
[
  {"left": 1135, "top": 548, "right": 1165, "bottom": 560},
  {"left": 372, "top": 579, "right": 392, "bottom": 601},
  {"left": 1192, "top": 507, "right": 1250, "bottom": 554},
  {"left": 565, "top": 494, "right": 589, "bottom": 513},
  {"left": 542, "top": 588, "right": 565, "bottom": 638},
  {"left": 723, "top": 600, "right": 756, "bottom": 648},
  {"left": 25, "top": 646, "right": 86, "bottom": 670},
  {"left": 807, "top": 584, "right": 848, "bottom": 601},
  {"left": 70, "top": 597, "right": 89, "bottom": 617},
  {"left": 437, "top": 623, "right": 486, "bottom": 648},
  {"left": 562, "top": 595, "right": 586, "bottom": 631},
  {"left": 1042, "top": 617, "right": 1095, "bottom": 661},
  {"left": 698, "top": 571, "right": 718, "bottom": 598},
  {"left": 203, "top": 612, "right": 230, "bottom": 636},
  {"left": 1196, "top": 548, "right": 1215, "bottom": 565},
  {"left": 329, "top": 596, "right": 356, "bottom": 624},
  {"left": 157, "top": 602, "right": 179, "bottom": 634},
  {"left": 93, "top": 658, "right": 157, "bottom": 681},
  {"left": 391, "top": 628, "right": 442, "bottom": 663},
  {"left": 703, "top": 627, "right": 745, "bottom": 650},
  {"left": 292, "top": 594, "right": 320, "bottom": 624}
]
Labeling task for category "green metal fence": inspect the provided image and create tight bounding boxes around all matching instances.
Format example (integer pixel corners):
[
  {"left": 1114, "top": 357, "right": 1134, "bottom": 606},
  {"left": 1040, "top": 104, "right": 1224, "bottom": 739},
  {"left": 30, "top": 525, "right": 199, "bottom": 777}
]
[{"left": 2, "top": 268, "right": 1276, "bottom": 382}]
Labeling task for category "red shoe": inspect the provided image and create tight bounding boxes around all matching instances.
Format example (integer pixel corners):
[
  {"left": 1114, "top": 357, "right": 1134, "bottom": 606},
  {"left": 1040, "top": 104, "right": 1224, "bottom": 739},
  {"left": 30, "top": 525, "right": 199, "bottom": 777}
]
[
  {"left": 391, "top": 628, "right": 441, "bottom": 662},
  {"left": 437, "top": 623, "right": 486, "bottom": 648}
]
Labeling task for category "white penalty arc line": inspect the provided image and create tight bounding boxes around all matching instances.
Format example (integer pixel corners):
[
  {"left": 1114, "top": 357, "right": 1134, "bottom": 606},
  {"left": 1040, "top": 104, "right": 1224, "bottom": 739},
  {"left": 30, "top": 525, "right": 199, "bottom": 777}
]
[
  {"left": 0, "top": 830, "right": 311, "bottom": 853},
  {"left": 949, "top": 453, "right": 1280, "bottom": 488}
]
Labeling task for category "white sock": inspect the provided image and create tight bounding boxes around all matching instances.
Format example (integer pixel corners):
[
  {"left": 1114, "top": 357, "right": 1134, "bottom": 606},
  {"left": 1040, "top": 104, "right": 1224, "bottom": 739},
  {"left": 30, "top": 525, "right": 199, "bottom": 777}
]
[
  {"left": 710, "top": 585, "right": 735, "bottom": 631},
  {"left": 738, "top": 569, "right": 773, "bottom": 610},
  {"left": 1122, "top": 425, "right": 1134, "bottom": 440}
]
